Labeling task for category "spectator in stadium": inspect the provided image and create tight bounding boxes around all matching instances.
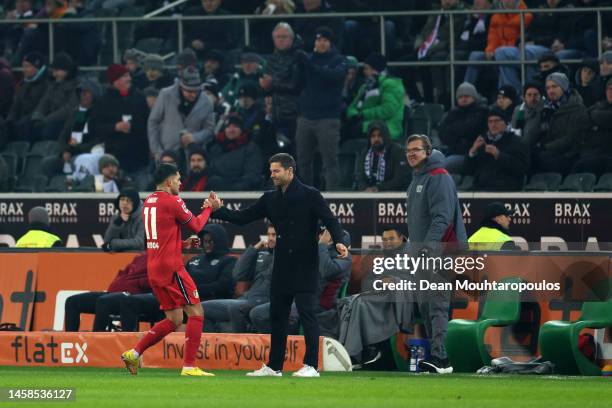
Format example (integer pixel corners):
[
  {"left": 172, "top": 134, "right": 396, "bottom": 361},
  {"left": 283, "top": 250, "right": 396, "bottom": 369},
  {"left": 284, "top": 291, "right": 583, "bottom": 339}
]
[
  {"left": 346, "top": 52, "right": 405, "bottom": 141},
  {"left": 341, "top": 56, "right": 361, "bottom": 110},
  {"left": 464, "top": 0, "right": 533, "bottom": 89},
  {"left": 206, "top": 113, "right": 263, "bottom": 191},
  {"left": 64, "top": 253, "right": 150, "bottom": 332},
  {"left": 532, "top": 72, "right": 589, "bottom": 174},
  {"left": 250, "top": 226, "right": 352, "bottom": 335},
  {"left": 184, "top": 0, "right": 241, "bottom": 57},
  {"left": 201, "top": 224, "right": 275, "bottom": 333},
  {"left": 293, "top": 0, "right": 344, "bottom": 51},
  {"left": 252, "top": 0, "right": 296, "bottom": 52},
  {"left": 123, "top": 49, "right": 147, "bottom": 90},
  {"left": 338, "top": 224, "right": 412, "bottom": 369},
  {"left": 222, "top": 50, "right": 263, "bottom": 107},
  {"left": 405, "top": 0, "right": 467, "bottom": 103},
  {"left": 571, "top": 78, "right": 612, "bottom": 176},
  {"left": 231, "top": 83, "right": 268, "bottom": 135},
  {"left": 259, "top": 22, "right": 301, "bottom": 147},
  {"left": 175, "top": 47, "right": 199, "bottom": 74},
  {"left": 0, "top": 58, "right": 14, "bottom": 118},
  {"left": 465, "top": 107, "right": 529, "bottom": 191},
  {"left": 187, "top": 223, "right": 236, "bottom": 302},
  {"left": 180, "top": 148, "right": 209, "bottom": 192},
  {"left": 342, "top": 1, "right": 398, "bottom": 61},
  {"left": 202, "top": 49, "right": 229, "bottom": 88},
  {"left": 15, "top": 206, "right": 62, "bottom": 247},
  {"left": 143, "top": 87, "right": 159, "bottom": 110},
  {"left": 89, "top": 64, "right": 150, "bottom": 189},
  {"left": 58, "top": 77, "right": 102, "bottom": 159},
  {"left": 30, "top": 52, "right": 78, "bottom": 141},
  {"left": 512, "top": 81, "right": 543, "bottom": 144},
  {"left": 437, "top": 82, "right": 488, "bottom": 173},
  {"left": 137, "top": 54, "right": 174, "bottom": 91},
  {"left": 532, "top": 52, "right": 570, "bottom": 88},
  {"left": 101, "top": 189, "right": 144, "bottom": 252},
  {"left": 147, "top": 66, "right": 214, "bottom": 163},
  {"left": 72, "top": 153, "right": 122, "bottom": 193},
  {"left": 574, "top": 58, "right": 602, "bottom": 108},
  {"left": 1, "top": 0, "right": 35, "bottom": 60},
  {"left": 203, "top": 78, "right": 231, "bottom": 131},
  {"left": 493, "top": 85, "right": 519, "bottom": 123},
  {"left": 468, "top": 202, "right": 516, "bottom": 250},
  {"left": 7, "top": 52, "right": 48, "bottom": 141},
  {"left": 295, "top": 26, "right": 346, "bottom": 190},
  {"left": 355, "top": 121, "right": 409, "bottom": 192},
  {"left": 597, "top": 51, "right": 612, "bottom": 99},
  {"left": 405, "top": 134, "right": 467, "bottom": 374},
  {"left": 455, "top": 0, "right": 492, "bottom": 82}
]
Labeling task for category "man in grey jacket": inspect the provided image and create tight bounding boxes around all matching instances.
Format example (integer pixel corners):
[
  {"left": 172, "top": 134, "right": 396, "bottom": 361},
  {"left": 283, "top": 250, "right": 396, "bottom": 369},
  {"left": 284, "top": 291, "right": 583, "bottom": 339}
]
[
  {"left": 147, "top": 67, "right": 214, "bottom": 162},
  {"left": 405, "top": 134, "right": 467, "bottom": 374},
  {"left": 101, "top": 189, "right": 144, "bottom": 252},
  {"left": 201, "top": 224, "right": 275, "bottom": 333}
]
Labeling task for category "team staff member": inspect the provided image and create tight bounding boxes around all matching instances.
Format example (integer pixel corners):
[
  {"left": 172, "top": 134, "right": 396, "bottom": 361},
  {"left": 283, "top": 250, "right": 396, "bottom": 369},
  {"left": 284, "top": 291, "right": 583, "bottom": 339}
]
[
  {"left": 405, "top": 134, "right": 467, "bottom": 374},
  {"left": 207, "top": 153, "right": 348, "bottom": 378},
  {"left": 121, "top": 163, "right": 215, "bottom": 377}
]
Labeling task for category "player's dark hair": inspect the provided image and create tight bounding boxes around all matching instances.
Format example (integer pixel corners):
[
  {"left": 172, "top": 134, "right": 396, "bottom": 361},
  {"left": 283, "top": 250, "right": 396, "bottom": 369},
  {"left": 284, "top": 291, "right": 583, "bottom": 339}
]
[
  {"left": 406, "top": 134, "right": 432, "bottom": 155},
  {"left": 154, "top": 163, "right": 179, "bottom": 185},
  {"left": 380, "top": 224, "right": 407, "bottom": 239},
  {"left": 269, "top": 153, "right": 296, "bottom": 171}
]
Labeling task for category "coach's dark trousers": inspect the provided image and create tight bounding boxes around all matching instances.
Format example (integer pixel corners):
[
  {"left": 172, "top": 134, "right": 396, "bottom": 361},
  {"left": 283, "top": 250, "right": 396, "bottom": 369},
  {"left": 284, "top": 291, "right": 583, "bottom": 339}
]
[{"left": 268, "top": 292, "right": 319, "bottom": 371}]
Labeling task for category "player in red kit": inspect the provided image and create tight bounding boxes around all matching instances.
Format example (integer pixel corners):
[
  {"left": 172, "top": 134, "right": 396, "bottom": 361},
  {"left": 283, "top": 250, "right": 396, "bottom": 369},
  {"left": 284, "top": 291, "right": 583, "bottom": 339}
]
[{"left": 121, "top": 163, "right": 215, "bottom": 377}]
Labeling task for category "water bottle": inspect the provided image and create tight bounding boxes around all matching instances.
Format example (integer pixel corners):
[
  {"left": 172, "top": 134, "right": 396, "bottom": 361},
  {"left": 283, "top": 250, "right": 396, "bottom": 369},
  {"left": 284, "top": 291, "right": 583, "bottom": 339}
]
[
  {"left": 416, "top": 346, "right": 425, "bottom": 372},
  {"left": 409, "top": 345, "right": 417, "bottom": 372}
]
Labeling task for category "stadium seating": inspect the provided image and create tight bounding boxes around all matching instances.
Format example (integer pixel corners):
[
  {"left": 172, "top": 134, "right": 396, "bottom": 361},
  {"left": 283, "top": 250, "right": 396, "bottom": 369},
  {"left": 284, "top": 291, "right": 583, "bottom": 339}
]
[
  {"left": 558, "top": 173, "right": 597, "bottom": 192},
  {"left": 593, "top": 173, "right": 612, "bottom": 192},
  {"left": 457, "top": 175, "right": 473, "bottom": 192},
  {"left": 539, "top": 299, "right": 612, "bottom": 376},
  {"left": 30, "top": 140, "right": 61, "bottom": 156},
  {"left": 445, "top": 277, "right": 522, "bottom": 373},
  {"left": 15, "top": 175, "right": 49, "bottom": 192},
  {"left": 524, "top": 172, "right": 563, "bottom": 192}
]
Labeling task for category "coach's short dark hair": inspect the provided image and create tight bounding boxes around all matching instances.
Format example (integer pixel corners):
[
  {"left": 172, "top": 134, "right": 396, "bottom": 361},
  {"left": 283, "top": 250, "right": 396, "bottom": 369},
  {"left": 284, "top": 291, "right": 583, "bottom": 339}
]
[
  {"left": 406, "top": 134, "right": 432, "bottom": 155},
  {"left": 269, "top": 153, "right": 296, "bottom": 171},
  {"left": 154, "top": 163, "right": 179, "bottom": 185}
]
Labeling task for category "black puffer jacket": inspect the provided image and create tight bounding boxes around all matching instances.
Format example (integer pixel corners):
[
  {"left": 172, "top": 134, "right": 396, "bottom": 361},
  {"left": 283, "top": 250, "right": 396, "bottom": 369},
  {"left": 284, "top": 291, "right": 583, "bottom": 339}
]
[
  {"left": 7, "top": 66, "right": 49, "bottom": 123},
  {"left": 438, "top": 100, "right": 489, "bottom": 155},
  {"left": 540, "top": 90, "right": 589, "bottom": 155},
  {"left": 582, "top": 98, "right": 612, "bottom": 153},
  {"left": 264, "top": 45, "right": 301, "bottom": 123}
]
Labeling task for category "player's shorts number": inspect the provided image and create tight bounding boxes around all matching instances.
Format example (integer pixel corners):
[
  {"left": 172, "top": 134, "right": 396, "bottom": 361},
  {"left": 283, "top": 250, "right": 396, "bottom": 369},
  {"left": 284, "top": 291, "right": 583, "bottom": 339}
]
[{"left": 144, "top": 207, "right": 158, "bottom": 240}]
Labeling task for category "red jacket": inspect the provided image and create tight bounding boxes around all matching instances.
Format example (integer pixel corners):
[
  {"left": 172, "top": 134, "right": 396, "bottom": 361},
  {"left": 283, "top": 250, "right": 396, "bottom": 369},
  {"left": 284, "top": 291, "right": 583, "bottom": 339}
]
[{"left": 106, "top": 253, "right": 151, "bottom": 294}]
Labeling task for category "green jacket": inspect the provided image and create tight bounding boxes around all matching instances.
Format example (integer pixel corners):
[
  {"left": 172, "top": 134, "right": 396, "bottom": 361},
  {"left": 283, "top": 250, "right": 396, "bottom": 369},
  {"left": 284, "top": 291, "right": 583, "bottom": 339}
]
[{"left": 347, "top": 74, "right": 405, "bottom": 140}]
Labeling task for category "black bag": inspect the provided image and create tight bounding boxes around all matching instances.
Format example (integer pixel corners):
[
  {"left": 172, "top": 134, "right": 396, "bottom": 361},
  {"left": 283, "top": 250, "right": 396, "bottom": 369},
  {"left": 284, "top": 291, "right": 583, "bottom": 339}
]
[{"left": 0, "top": 323, "right": 24, "bottom": 331}]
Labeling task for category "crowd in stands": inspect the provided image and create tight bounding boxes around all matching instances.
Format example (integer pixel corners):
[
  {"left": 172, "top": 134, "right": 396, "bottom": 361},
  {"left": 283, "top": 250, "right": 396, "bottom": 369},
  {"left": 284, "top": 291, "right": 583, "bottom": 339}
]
[{"left": 2, "top": 0, "right": 612, "bottom": 192}]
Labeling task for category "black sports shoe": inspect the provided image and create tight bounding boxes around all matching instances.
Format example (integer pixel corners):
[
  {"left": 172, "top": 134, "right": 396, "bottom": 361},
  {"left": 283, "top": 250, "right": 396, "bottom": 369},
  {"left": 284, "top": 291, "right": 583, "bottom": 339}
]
[{"left": 418, "top": 357, "right": 453, "bottom": 374}]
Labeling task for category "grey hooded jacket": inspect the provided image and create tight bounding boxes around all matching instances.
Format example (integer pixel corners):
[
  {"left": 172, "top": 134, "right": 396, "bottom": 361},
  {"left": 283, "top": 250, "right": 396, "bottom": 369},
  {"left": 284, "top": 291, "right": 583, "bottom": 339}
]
[
  {"left": 406, "top": 150, "right": 467, "bottom": 254},
  {"left": 103, "top": 200, "right": 145, "bottom": 251}
]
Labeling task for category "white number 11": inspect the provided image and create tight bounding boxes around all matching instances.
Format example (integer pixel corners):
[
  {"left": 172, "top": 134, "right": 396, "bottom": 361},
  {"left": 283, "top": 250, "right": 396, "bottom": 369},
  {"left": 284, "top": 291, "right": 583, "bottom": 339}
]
[{"left": 144, "top": 207, "right": 157, "bottom": 240}]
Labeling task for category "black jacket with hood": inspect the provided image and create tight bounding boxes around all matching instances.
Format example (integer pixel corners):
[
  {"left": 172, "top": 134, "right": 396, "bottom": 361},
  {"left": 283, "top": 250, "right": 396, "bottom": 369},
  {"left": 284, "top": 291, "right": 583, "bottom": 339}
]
[{"left": 185, "top": 224, "right": 236, "bottom": 300}]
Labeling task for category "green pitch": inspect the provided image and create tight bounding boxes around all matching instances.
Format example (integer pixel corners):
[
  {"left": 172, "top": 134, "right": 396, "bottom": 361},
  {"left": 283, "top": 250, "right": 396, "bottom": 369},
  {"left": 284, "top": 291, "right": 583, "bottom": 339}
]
[{"left": 0, "top": 367, "right": 609, "bottom": 408}]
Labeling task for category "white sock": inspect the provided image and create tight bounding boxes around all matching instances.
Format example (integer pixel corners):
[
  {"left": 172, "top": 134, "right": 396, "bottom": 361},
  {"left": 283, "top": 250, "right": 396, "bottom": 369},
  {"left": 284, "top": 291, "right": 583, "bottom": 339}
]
[
  {"left": 132, "top": 350, "right": 139, "bottom": 357},
  {"left": 183, "top": 366, "right": 193, "bottom": 370}
]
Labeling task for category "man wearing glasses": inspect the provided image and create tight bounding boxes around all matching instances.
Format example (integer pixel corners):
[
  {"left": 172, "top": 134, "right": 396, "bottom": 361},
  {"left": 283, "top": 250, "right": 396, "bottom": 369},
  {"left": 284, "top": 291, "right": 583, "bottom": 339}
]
[{"left": 405, "top": 134, "right": 467, "bottom": 374}]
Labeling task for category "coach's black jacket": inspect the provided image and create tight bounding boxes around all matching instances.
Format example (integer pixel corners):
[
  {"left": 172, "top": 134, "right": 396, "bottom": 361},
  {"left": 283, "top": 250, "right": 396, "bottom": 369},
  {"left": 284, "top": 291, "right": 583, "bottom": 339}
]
[{"left": 212, "top": 177, "right": 344, "bottom": 294}]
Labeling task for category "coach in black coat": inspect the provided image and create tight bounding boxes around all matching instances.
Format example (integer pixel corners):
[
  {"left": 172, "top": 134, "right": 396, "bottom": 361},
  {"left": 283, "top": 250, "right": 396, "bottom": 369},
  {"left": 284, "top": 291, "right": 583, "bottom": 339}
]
[{"left": 208, "top": 153, "right": 348, "bottom": 375}]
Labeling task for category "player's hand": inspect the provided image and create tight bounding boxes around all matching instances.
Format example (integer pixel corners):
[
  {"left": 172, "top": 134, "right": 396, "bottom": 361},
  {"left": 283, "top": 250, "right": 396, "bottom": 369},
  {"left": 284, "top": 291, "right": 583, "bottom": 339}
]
[
  {"left": 336, "top": 243, "right": 349, "bottom": 258},
  {"left": 183, "top": 236, "right": 200, "bottom": 249}
]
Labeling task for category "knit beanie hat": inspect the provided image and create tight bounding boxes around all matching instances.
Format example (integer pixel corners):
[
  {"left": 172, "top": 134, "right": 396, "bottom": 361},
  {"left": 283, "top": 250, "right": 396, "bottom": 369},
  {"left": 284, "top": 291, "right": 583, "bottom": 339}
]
[
  {"left": 315, "top": 26, "right": 335, "bottom": 43},
  {"left": 456, "top": 82, "right": 478, "bottom": 99},
  {"left": 23, "top": 52, "right": 45, "bottom": 69},
  {"left": 546, "top": 72, "right": 570, "bottom": 93},
  {"left": 488, "top": 106, "right": 508, "bottom": 123},
  {"left": 143, "top": 54, "right": 164, "bottom": 72},
  {"left": 364, "top": 52, "right": 387, "bottom": 72},
  {"left": 98, "top": 154, "right": 119, "bottom": 172},
  {"left": 106, "top": 64, "right": 129, "bottom": 84},
  {"left": 28, "top": 206, "right": 50, "bottom": 226},
  {"left": 177, "top": 47, "right": 198, "bottom": 67}
]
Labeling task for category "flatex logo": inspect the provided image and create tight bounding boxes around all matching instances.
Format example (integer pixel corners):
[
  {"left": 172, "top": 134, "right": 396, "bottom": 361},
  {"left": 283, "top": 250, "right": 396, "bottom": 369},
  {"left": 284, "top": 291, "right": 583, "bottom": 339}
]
[
  {"left": 377, "top": 201, "right": 406, "bottom": 224},
  {"left": 0, "top": 201, "right": 24, "bottom": 223},
  {"left": 329, "top": 202, "right": 356, "bottom": 224},
  {"left": 506, "top": 202, "right": 531, "bottom": 225},
  {"left": 11, "top": 336, "right": 88, "bottom": 364},
  {"left": 45, "top": 202, "right": 78, "bottom": 224},
  {"left": 554, "top": 202, "right": 591, "bottom": 225}
]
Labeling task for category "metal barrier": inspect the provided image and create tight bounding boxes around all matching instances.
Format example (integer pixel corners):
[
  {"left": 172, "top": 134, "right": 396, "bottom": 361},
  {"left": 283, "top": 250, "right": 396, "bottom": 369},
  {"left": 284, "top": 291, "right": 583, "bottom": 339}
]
[{"left": 1, "top": 6, "right": 611, "bottom": 102}]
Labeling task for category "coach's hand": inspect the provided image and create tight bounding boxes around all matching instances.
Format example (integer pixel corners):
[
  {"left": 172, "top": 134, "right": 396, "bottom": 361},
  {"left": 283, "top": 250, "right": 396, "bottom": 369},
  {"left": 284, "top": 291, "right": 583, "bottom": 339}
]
[{"left": 336, "top": 243, "right": 349, "bottom": 258}]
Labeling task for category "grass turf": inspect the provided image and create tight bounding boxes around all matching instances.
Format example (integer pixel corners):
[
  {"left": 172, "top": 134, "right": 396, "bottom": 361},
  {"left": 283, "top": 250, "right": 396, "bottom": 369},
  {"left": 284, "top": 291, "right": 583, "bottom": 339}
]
[{"left": 0, "top": 367, "right": 609, "bottom": 408}]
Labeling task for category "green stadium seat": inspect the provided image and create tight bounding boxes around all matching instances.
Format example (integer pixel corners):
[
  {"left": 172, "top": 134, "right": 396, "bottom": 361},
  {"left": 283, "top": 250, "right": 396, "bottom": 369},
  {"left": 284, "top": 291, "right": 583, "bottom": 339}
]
[
  {"left": 15, "top": 175, "right": 49, "bottom": 192},
  {"left": 524, "top": 172, "right": 563, "bottom": 191},
  {"left": 558, "top": 173, "right": 596, "bottom": 192},
  {"left": 30, "top": 140, "right": 61, "bottom": 156},
  {"left": 458, "top": 175, "right": 473, "bottom": 192},
  {"left": 2, "top": 141, "right": 30, "bottom": 158},
  {"left": 593, "top": 173, "right": 612, "bottom": 192},
  {"left": 445, "top": 277, "right": 522, "bottom": 372}
]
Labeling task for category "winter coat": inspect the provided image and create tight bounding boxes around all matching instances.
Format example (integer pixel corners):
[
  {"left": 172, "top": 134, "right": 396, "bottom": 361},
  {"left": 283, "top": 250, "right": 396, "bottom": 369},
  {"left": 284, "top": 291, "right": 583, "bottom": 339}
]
[
  {"left": 406, "top": 150, "right": 468, "bottom": 254},
  {"left": 7, "top": 66, "right": 49, "bottom": 123},
  {"left": 264, "top": 46, "right": 301, "bottom": 123},
  {"left": 185, "top": 224, "right": 236, "bottom": 300},
  {"left": 221, "top": 69, "right": 262, "bottom": 107},
  {"left": 233, "top": 246, "right": 274, "bottom": 306},
  {"left": 148, "top": 83, "right": 214, "bottom": 157},
  {"left": 438, "top": 100, "right": 489, "bottom": 155},
  {"left": 206, "top": 136, "right": 263, "bottom": 191},
  {"left": 464, "top": 130, "right": 530, "bottom": 191},
  {"left": 31, "top": 76, "right": 79, "bottom": 125},
  {"left": 486, "top": 1, "right": 532, "bottom": 53},
  {"left": 298, "top": 47, "right": 347, "bottom": 120},
  {"left": 540, "top": 90, "right": 589, "bottom": 155},
  {"left": 414, "top": 2, "right": 467, "bottom": 56},
  {"left": 582, "top": 99, "right": 612, "bottom": 153},
  {"left": 103, "top": 200, "right": 145, "bottom": 251},
  {"left": 512, "top": 100, "right": 543, "bottom": 147},
  {"left": 89, "top": 86, "right": 150, "bottom": 171},
  {"left": 346, "top": 73, "right": 405, "bottom": 140}
]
